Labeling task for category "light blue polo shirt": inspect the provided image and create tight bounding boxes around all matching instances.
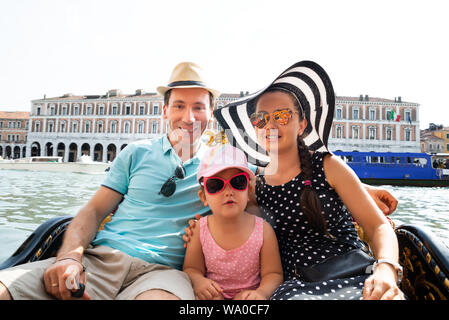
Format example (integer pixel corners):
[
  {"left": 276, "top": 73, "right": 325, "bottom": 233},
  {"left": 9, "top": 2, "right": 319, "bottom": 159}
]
[{"left": 91, "top": 135, "right": 212, "bottom": 270}]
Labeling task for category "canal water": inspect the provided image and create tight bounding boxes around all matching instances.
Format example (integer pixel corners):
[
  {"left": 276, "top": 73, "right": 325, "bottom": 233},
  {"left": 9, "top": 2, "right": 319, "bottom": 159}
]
[{"left": 0, "top": 169, "right": 448, "bottom": 263}]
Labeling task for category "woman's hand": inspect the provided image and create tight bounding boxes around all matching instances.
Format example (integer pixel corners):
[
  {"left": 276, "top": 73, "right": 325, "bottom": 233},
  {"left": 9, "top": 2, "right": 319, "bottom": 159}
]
[
  {"left": 362, "top": 263, "right": 404, "bottom": 300},
  {"left": 183, "top": 213, "right": 201, "bottom": 248}
]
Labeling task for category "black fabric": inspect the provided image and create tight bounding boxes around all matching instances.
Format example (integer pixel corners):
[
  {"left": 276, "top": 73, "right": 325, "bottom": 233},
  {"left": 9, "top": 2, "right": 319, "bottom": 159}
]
[
  {"left": 256, "top": 152, "right": 368, "bottom": 300},
  {"left": 295, "top": 248, "right": 375, "bottom": 283}
]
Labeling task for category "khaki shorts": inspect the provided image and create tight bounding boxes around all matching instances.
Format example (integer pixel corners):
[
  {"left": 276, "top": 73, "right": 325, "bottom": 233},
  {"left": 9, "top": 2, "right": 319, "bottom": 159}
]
[{"left": 0, "top": 245, "right": 194, "bottom": 300}]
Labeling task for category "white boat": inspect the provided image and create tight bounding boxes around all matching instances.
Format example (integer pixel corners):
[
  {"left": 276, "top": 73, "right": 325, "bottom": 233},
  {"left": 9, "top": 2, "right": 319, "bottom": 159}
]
[{"left": 0, "top": 155, "right": 110, "bottom": 174}]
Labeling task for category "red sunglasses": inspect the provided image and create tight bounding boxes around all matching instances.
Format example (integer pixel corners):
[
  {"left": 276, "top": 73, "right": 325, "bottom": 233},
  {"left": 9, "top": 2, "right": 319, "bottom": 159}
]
[{"left": 203, "top": 172, "right": 249, "bottom": 195}]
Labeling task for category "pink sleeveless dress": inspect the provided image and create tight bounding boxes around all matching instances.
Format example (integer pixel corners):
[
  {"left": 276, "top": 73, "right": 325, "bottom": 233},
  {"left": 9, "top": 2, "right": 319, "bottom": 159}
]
[{"left": 199, "top": 215, "right": 264, "bottom": 299}]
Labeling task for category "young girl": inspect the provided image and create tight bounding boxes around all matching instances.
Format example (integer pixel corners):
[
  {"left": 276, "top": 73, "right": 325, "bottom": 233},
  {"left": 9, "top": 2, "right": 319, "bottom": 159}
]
[
  {"left": 182, "top": 144, "right": 283, "bottom": 300},
  {"left": 212, "top": 60, "right": 404, "bottom": 300}
]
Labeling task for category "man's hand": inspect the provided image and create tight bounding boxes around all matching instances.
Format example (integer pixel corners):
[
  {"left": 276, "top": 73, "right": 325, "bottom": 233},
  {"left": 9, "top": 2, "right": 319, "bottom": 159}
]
[
  {"left": 182, "top": 213, "right": 201, "bottom": 248},
  {"left": 364, "top": 184, "right": 398, "bottom": 215},
  {"left": 43, "top": 258, "right": 90, "bottom": 300}
]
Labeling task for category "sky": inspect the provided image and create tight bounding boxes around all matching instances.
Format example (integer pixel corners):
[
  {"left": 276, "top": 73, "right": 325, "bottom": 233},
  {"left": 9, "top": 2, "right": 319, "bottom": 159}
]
[{"left": 1, "top": 0, "right": 448, "bottom": 129}]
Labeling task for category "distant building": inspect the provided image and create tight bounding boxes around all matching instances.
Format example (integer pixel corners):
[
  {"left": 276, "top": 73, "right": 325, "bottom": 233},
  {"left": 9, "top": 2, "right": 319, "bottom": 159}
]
[
  {"left": 25, "top": 91, "right": 422, "bottom": 162},
  {"left": 0, "top": 111, "right": 29, "bottom": 159},
  {"left": 27, "top": 90, "right": 241, "bottom": 162},
  {"left": 420, "top": 124, "right": 449, "bottom": 153},
  {"left": 328, "top": 95, "right": 420, "bottom": 153}
]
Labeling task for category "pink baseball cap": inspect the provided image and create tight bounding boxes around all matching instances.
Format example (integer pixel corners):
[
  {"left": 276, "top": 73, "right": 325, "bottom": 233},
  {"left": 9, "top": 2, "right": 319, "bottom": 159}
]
[{"left": 197, "top": 144, "right": 255, "bottom": 183}]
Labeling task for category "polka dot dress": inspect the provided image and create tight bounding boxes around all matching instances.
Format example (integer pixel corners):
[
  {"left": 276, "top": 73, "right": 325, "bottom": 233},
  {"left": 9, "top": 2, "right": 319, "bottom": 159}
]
[{"left": 256, "top": 152, "right": 369, "bottom": 300}]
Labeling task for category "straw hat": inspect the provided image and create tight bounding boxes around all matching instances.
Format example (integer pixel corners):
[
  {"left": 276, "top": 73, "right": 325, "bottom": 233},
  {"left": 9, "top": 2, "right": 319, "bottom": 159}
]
[
  {"left": 157, "top": 62, "right": 220, "bottom": 99},
  {"left": 213, "top": 60, "right": 335, "bottom": 167}
]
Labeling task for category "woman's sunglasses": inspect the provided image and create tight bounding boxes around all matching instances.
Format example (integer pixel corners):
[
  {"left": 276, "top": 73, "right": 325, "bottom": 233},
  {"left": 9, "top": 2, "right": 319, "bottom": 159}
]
[
  {"left": 250, "top": 108, "right": 298, "bottom": 129},
  {"left": 159, "top": 164, "right": 186, "bottom": 197},
  {"left": 203, "top": 172, "right": 249, "bottom": 195}
]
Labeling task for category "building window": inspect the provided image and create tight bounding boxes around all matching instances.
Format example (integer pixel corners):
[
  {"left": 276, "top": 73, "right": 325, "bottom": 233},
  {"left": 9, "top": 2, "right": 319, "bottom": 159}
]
[
  {"left": 35, "top": 121, "right": 40, "bottom": 132},
  {"left": 405, "top": 110, "right": 411, "bottom": 122},
  {"left": 61, "top": 121, "right": 66, "bottom": 132},
  {"left": 99, "top": 105, "right": 105, "bottom": 115},
  {"left": 386, "top": 109, "right": 393, "bottom": 120},
  {"left": 85, "top": 121, "right": 91, "bottom": 133},
  {"left": 153, "top": 104, "right": 159, "bottom": 115},
  {"left": 74, "top": 106, "right": 79, "bottom": 115},
  {"left": 72, "top": 121, "right": 78, "bottom": 133},
  {"left": 111, "top": 121, "right": 117, "bottom": 133},
  {"left": 369, "top": 109, "right": 376, "bottom": 121},
  {"left": 62, "top": 105, "right": 67, "bottom": 115},
  {"left": 86, "top": 105, "right": 92, "bottom": 115},
  {"left": 139, "top": 105, "right": 145, "bottom": 115},
  {"left": 112, "top": 105, "right": 118, "bottom": 115},
  {"left": 50, "top": 106, "right": 55, "bottom": 116},
  {"left": 125, "top": 104, "right": 131, "bottom": 115},
  {"left": 352, "top": 108, "right": 359, "bottom": 120},
  {"left": 37, "top": 107, "right": 41, "bottom": 115},
  {"left": 336, "top": 126, "right": 343, "bottom": 139},
  {"left": 386, "top": 127, "right": 393, "bottom": 140},
  {"left": 447, "top": 143, "right": 449, "bottom": 152},
  {"left": 152, "top": 122, "right": 158, "bottom": 133},
  {"left": 352, "top": 126, "right": 360, "bottom": 139},
  {"left": 405, "top": 129, "right": 411, "bottom": 141},
  {"left": 124, "top": 121, "right": 130, "bottom": 133},
  {"left": 48, "top": 121, "right": 54, "bottom": 132},
  {"left": 138, "top": 121, "right": 144, "bottom": 133},
  {"left": 97, "top": 121, "right": 103, "bottom": 133},
  {"left": 336, "top": 108, "right": 343, "bottom": 119},
  {"left": 368, "top": 127, "right": 376, "bottom": 140}
]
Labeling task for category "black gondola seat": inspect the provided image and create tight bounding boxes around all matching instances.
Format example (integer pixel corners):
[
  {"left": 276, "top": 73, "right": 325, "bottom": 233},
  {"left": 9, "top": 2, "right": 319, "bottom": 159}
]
[{"left": 1, "top": 216, "right": 448, "bottom": 300}]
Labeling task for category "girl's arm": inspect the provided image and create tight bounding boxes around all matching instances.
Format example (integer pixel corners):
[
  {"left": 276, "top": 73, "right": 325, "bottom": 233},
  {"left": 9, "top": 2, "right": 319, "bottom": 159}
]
[
  {"left": 182, "top": 222, "right": 223, "bottom": 300},
  {"left": 323, "top": 154, "right": 403, "bottom": 299},
  {"left": 256, "top": 221, "right": 284, "bottom": 298}
]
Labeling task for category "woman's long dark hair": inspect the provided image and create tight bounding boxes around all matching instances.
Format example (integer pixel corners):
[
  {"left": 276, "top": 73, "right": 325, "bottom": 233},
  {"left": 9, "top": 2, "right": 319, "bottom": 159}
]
[{"left": 297, "top": 135, "right": 329, "bottom": 236}]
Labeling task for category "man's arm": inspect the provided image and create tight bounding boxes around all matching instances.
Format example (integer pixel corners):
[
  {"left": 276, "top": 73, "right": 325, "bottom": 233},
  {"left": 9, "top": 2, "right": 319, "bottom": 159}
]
[
  {"left": 43, "top": 186, "right": 123, "bottom": 300},
  {"left": 56, "top": 186, "right": 123, "bottom": 260}
]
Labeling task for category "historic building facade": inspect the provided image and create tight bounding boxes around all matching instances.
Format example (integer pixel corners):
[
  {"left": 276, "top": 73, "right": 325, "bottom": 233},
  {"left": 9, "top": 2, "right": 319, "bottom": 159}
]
[
  {"left": 328, "top": 95, "right": 420, "bottom": 152},
  {"left": 25, "top": 91, "right": 421, "bottom": 162},
  {"left": 0, "top": 111, "right": 30, "bottom": 159},
  {"left": 26, "top": 90, "right": 241, "bottom": 162},
  {"left": 420, "top": 124, "right": 449, "bottom": 153}
]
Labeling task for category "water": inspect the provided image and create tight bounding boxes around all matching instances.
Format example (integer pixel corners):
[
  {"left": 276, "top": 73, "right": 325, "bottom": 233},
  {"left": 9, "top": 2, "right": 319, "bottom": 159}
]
[{"left": 0, "top": 170, "right": 448, "bottom": 263}]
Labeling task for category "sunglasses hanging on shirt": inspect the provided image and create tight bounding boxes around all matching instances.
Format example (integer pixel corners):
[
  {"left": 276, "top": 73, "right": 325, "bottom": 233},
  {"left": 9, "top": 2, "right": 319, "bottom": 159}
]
[{"left": 159, "top": 164, "right": 186, "bottom": 197}]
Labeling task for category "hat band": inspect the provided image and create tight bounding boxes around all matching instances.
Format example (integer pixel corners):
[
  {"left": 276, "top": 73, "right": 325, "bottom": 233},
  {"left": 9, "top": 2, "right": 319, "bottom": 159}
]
[{"left": 167, "top": 80, "right": 207, "bottom": 88}]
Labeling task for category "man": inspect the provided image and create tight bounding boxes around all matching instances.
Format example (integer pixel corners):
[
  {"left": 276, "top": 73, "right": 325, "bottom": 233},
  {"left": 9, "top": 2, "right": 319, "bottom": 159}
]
[{"left": 0, "top": 62, "right": 397, "bottom": 300}]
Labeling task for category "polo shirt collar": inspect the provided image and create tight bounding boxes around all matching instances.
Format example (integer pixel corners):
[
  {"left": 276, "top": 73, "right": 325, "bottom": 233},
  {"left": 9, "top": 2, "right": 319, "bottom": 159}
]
[
  {"left": 162, "top": 134, "right": 173, "bottom": 154},
  {"left": 161, "top": 134, "right": 207, "bottom": 164}
]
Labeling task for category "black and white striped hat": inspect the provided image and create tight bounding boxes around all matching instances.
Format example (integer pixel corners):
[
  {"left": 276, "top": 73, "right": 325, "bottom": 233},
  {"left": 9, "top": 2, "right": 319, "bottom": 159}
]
[{"left": 213, "top": 60, "right": 335, "bottom": 167}]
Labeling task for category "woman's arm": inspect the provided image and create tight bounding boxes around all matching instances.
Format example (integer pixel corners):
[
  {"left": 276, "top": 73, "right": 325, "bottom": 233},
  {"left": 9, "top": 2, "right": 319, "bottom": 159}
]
[{"left": 323, "top": 154, "right": 403, "bottom": 300}]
